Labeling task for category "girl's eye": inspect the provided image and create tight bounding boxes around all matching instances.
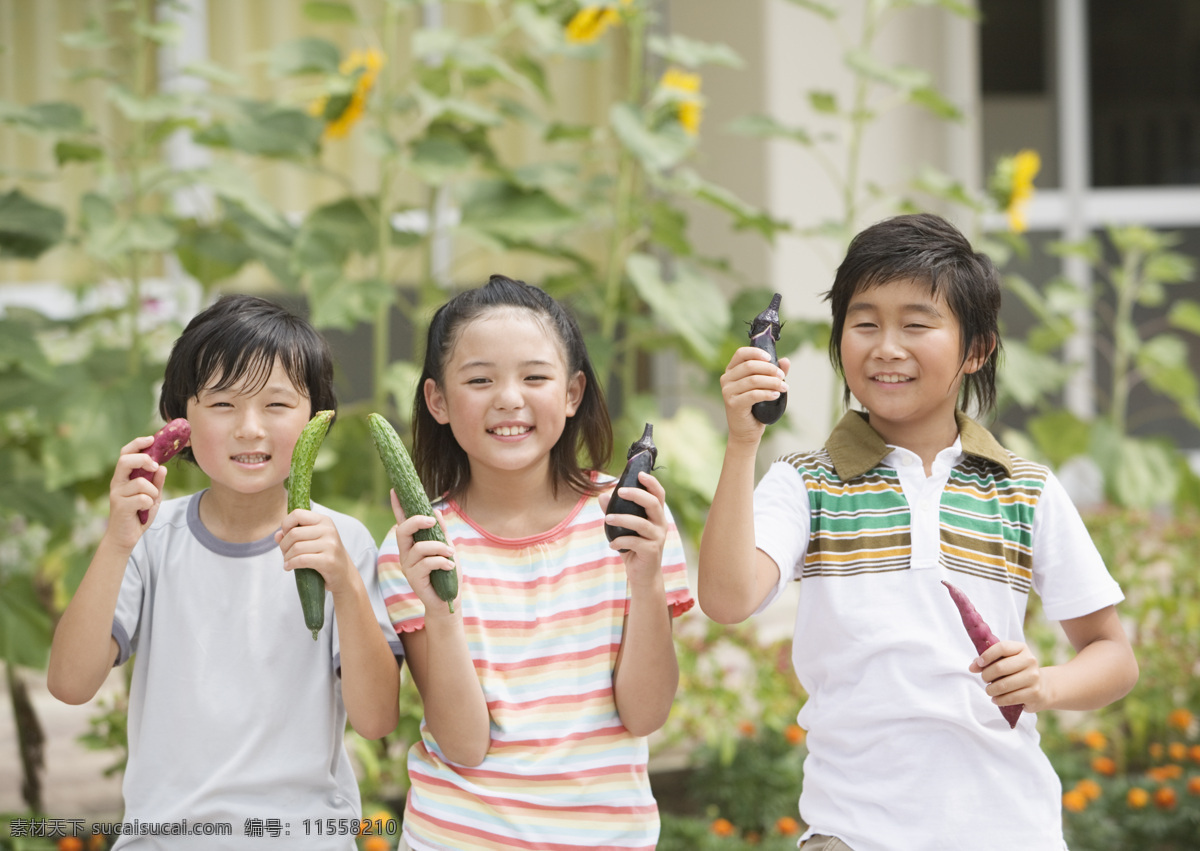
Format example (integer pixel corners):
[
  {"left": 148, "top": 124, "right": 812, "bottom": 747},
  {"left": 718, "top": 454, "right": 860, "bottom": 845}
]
[
  {"left": 467, "top": 377, "right": 491, "bottom": 385},
  {"left": 525, "top": 375, "right": 550, "bottom": 382}
]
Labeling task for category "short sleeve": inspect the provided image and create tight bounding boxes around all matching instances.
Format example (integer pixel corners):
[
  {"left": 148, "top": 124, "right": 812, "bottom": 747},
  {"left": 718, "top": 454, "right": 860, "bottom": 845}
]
[
  {"left": 752, "top": 460, "right": 812, "bottom": 612},
  {"left": 647, "top": 502, "right": 693, "bottom": 618},
  {"left": 377, "top": 527, "right": 426, "bottom": 634},
  {"left": 1031, "top": 471, "right": 1124, "bottom": 621},
  {"left": 330, "top": 513, "right": 404, "bottom": 672},
  {"left": 112, "top": 549, "right": 146, "bottom": 666}
]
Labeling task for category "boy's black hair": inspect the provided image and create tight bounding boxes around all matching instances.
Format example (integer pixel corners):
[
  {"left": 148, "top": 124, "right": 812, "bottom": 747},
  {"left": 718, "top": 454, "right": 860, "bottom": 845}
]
[
  {"left": 824, "top": 212, "right": 1002, "bottom": 416},
  {"left": 413, "top": 274, "right": 613, "bottom": 500},
  {"left": 159, "top": 294, "right": 337, "bottom": 463}
]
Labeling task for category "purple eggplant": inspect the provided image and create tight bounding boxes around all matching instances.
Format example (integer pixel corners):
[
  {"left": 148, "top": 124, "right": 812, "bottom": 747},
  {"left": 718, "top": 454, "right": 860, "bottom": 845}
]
[
  {"left": 605, "top": 423, "right": 657, "bottom": 551},
  {"left": 749, "top": 292, "right": 786, "bottom": 425}
]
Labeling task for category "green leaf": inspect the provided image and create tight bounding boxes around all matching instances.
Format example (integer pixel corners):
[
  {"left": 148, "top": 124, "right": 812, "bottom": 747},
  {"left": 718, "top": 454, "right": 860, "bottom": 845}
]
[
  {"left": 669, "top": 168, "right": 791, "bottom": 242},
  {"left": 268, "top": 36, "right": 342, "bottom": 77},
  {"left": 908, "top": 86, "right": 962, "bottom": 120},
  {"left": 132, "top": 18, "right": 182, "bottom": 45},
  {"left": 54, "top": 140, "right": 104, "bottom": 165},
  {"left": 0, "top": 574, "right": 54, "bottom": 668},
  {"left": 181, "top": 60, "right": 245, "bottom": 88},
  {"left": 726, "top": 114, "right": 812, "bottom": 146},
  {"left": 1027, "top": 409, "right": 1091, "bottom": 468},
  {"left": 648, "top": 34, "right": 744, "bottom": 69},
  {"left": 0, "top": 100, "right": 88, "bottom": 134},
  {"left": 60, "top": 25, "right": 115, "bottom": 50},
  {"left": 808, "top": 91, "right": 838, "bottom": 114},
  {"left": 459, "top": 180, "right": 577, "bottom": 241},
  {"left": 198, "top": 101, "right": 323, "bottom": 159},
  {"left": 107, "top": 86, "right": 191, "bottom": 122},
  {"left": 308, "top": 276, "right": 394, "bottom": 331},
  {"left": 302, "top": 1, "right": 359, "bottom": 23},
  {"left": 997, "top": 339, "right": 1069, "bottom": 408},
  {"left": 0, "top": 189, "right": 66, "bottom": 259},
  {"left": 126, "top": 214, "right": 178, "bottom": 253},
  {"left": 844, "top": 48, "right": 931, "bottom": 92},
  {"left": 1167, "top": 299, "right": 1200, "bottom": 336},
  {"left": 625, "top": 254, "right": 730, "bottom": 367},
  {"left": 609, "top": 102, "right": 692, "bottom": 172},
  {"left": 1103, "top": 435, "right": 1180, "bottom": 509},
  {"left": 174, "top": 220, "right": 254, "bottom": 286},
  {"left": 647, "top": 201, "right": 691, "bottom": 257}
]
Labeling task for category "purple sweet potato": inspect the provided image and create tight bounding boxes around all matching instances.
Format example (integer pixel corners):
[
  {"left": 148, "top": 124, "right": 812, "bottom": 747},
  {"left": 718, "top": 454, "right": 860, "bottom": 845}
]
[
  {"left": 131, "top": 418, "right": 190, "bottom": 523},
  {"left": 942, "top": 579, "right": 1023, "bottom": 729}
]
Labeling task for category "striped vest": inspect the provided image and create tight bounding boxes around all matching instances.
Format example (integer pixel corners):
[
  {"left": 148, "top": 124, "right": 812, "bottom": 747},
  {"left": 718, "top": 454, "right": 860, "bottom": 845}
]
[{"left": 780, "top": 411, "right": 1048, "bottom": 595}]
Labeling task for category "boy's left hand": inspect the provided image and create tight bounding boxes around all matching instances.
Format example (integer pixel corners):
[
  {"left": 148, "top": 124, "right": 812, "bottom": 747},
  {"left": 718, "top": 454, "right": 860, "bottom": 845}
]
[
  {"left": 276, "top": 509, "right": 359, "bottom": 597},
  {"left": 599, "top": 471, "right": 668, "bottom": 588},
  {"left": 971, "top": 640, "right": 1048, "bottom": 713}
]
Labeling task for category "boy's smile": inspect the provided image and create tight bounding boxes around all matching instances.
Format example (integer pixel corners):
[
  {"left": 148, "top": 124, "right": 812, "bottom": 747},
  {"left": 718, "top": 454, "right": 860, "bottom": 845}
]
[{"left": 840, "top": 277, "right": 985, "bottom": 459}]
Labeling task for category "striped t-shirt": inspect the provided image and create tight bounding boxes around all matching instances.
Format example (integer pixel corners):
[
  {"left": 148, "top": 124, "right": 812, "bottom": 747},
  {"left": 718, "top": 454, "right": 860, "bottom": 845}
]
[{"left": 378, "top": 476, "right": 693, "bottom": 851}]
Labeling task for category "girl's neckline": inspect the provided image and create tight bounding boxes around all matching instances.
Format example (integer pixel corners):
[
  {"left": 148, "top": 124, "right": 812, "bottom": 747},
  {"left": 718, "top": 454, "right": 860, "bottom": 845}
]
[{"left": 442, "top": 472, "right": 607, "bottom": 547}]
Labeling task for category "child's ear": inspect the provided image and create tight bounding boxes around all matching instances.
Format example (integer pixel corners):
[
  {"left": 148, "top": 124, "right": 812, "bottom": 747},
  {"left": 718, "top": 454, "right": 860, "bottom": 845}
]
[
  {"left": 424, "top": 378, "right": 451, "bottom": 424},
  {"left": 963, "top": 336, "right": 996, "bottom": 375},
  {"left": 565, "top": 371, "right": 585, "bottom": 417}
]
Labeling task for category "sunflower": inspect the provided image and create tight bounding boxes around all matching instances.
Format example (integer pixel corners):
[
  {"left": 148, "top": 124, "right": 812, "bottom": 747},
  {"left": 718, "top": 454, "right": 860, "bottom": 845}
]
[
  {"left": 565, "top": 0, "right": 632, "bottom": 44},
  {"left": 659, "top": 67, "right": 703, "bottom": 135},
  {"left": 309, "top": 48, "right": 385, "bottom": 140}
]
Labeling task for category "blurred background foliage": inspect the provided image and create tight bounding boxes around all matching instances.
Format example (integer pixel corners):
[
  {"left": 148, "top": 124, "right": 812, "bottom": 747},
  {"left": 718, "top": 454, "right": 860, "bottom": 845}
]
[{"left": 1, "top": 0, "right": 1199, "bottom": 846}]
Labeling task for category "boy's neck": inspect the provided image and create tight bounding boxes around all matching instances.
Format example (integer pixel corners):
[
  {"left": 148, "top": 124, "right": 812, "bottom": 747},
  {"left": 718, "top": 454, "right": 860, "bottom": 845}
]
[
  {"left": 197, "top": 484, "right": 289, "bottom": 543},
  {"left": 866, "top": 412, "right": 960, "bottom": 476}
]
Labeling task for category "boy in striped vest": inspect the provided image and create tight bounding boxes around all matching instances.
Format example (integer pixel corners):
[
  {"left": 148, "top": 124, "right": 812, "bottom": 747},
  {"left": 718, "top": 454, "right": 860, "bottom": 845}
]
[{"left": 698, "top": 213, "right": 1138, "bottom": 851}]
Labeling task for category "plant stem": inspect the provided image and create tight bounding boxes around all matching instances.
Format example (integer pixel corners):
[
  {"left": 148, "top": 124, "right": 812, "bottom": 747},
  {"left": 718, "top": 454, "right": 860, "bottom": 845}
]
[{"left": 1109, "top": 244, "right": 1143, "bottom": 439}]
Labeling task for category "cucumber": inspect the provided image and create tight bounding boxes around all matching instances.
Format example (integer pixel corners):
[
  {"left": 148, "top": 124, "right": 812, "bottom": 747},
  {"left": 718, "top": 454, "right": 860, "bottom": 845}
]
[
  {"left": 367, "top": 413, "right": 458, "bottom": 613},
  {"left": 287, "top": 409, "right": 335, "bottom": 640}
]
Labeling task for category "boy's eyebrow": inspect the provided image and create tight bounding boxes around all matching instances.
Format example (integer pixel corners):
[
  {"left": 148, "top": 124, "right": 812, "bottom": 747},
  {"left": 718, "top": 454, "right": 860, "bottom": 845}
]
[{"left": 846, "top": 300, "right": 945, "bottom": 318}]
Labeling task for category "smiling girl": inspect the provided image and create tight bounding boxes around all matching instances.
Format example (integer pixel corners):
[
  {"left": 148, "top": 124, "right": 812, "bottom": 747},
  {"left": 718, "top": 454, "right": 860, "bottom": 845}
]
[{"left": 377, "top": 274, "right": 693, "bottom": 851}]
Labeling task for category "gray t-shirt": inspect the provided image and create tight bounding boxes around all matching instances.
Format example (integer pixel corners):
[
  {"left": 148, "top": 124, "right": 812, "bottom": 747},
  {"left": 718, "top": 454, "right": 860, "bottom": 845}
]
[{"left": 111, "top": 491, "right": 402, "bottom": 850}]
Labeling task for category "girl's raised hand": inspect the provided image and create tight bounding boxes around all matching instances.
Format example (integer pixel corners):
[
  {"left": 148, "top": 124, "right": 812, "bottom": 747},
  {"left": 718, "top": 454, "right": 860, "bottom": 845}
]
[
  {"left": 600, "top": 471, "right": 668, "bottom": 587},
  {"left": 107, "top": 435, "right": 169, "bottom": 548},
  {"left": 389, "top": 489, "right": 459, "bottom": 616},
  {"left": 720, "top": 346, "right": 790, "bottom": 445}
]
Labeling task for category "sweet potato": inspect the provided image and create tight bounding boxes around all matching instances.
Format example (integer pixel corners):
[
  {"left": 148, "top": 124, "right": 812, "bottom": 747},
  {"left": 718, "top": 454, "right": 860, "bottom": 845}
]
[
  {"left": 941, "top": 579, "right": 1023, "bottom": 729},
  {"left": 131, "top": 418, "right": 191, "bottom": 524}
]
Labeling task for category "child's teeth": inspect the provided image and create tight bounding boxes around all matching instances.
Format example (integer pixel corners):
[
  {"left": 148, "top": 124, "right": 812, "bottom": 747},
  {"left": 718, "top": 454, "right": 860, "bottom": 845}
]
[{"left": 493, "top": 426, "right": 529, "bottom": 436}]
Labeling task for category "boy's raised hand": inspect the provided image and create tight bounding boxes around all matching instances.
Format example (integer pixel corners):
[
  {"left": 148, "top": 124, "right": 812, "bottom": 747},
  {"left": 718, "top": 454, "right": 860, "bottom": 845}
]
[
  {"left": 107, "top": 435, "right": 169, "bottom": 548},
  {"left": 600, "top": 471, "right": 669, "bottom": 587},
  {"left": 388, "top": 489, "right": 459, "bottom": 616},
  {"left": 276, "top": 510, "right": 360, "bottom": 597},
  {"left": 721, "top": 346, "right": 790, "bottom": 445}
]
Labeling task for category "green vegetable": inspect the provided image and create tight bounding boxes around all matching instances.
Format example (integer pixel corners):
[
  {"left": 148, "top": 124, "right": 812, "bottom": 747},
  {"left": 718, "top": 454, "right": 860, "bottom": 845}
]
[
  {"left": 288, "top": 409, "right": 335, "bottom": 640},
  {"left": 367, "top": 412, "right": 458, "bottom": 613}
]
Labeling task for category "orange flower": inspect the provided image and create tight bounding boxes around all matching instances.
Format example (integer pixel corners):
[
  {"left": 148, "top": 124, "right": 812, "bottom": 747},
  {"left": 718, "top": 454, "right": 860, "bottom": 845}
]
[
  {"left": 87, "top": 836, "right": 107, "bottom": 851},
  {"left": 1076, "top": 778, "right": 1102, "bottom": 801},
  {"left": 57, "top": 839, "right": 83, "bottom": 851},
  {"left": 737, "top": 719, "right": 757, "bottom": 737},
  {"left": 1167, "top": 708, "right": 1194, "bottom": 730},
  {"left": 362, "top": 837, "right": 390, "bottom": 851},
  {"left": 1127, "top": 787, "right": 1150, "bottom": 808},
  {"left": 1168, "top": 742, "right": 1187, "bottom": 762},
  {"left": 1149, "top": 742, "right": 1164, "bottom": 760},
  {"left": 1092, "top": 756, "right": 1117, "bottom": 776},
  {"left": 1191, "top": 744, "right": 1200, "bottom": 764},
  {"left": 308, "top": 48, "right": 385, "bottom": 140},
  {"left": 1062, "top": 788, "right": 1088, "bottom": 812},
  {"left": 710, "top": 817, "right": 736, "bottom": 837},
  {"left": 1154, "top": 786, "right": 1177, "bottom": 810},
  {"left": 1082, "top": 729, "right": 1108, "bottom": 751},
  {"left": 775, "top": 816, "right": 801, "bottom": 835},
  {"left": 1147, "top": 765, "right": 1181, "bottom": 782},
  {"left": 784, "top": 723, "right": 806, "bottom": 746},
  {"left": 1187, "top": 776, "right": 1200, "bottom": 796}
]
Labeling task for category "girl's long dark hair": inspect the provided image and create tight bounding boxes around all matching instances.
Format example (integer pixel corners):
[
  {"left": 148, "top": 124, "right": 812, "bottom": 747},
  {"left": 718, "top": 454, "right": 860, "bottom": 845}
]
[{"left": 413, "top": 275, "right": 612, "bottom": 500}]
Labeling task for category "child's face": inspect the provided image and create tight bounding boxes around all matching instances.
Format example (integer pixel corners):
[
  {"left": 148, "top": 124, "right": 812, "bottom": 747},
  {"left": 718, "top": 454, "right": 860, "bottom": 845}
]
[
  {"left": 839, "top": 277, "right": 984, "bottom": 446},
  {"left": 424, "top": 309, "right": 585, "bottom": 484},
  {"left": 185, "top": 357, "right": 313, "bottom": 502}
]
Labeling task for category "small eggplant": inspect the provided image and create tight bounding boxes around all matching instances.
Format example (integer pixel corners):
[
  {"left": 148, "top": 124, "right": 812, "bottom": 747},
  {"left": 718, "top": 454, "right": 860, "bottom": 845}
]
[
  {"left": 749, "top": 292, "right": 787, "bottom": 425},
  {"left": 605, "top": 423, "right": 657, "bottom": 551}
]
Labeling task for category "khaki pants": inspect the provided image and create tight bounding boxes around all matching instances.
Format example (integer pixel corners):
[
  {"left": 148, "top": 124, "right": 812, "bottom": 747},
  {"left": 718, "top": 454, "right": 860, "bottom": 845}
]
[{"left": 801, "top": 836, "right": 857, "bottom": 851}]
